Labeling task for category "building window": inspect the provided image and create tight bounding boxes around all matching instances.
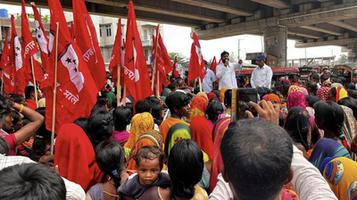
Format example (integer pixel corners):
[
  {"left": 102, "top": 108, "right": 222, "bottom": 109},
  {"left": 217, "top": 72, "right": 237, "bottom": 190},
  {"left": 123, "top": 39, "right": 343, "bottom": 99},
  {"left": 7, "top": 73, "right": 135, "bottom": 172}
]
[{"left": 99, "top": 24, "right": 112, "bottom": 37}]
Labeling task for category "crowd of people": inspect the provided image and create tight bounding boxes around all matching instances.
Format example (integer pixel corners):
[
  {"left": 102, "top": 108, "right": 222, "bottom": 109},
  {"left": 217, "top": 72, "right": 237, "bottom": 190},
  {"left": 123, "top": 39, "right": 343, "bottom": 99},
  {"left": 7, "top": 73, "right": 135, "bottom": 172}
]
[{"left": 0, "top": 51, "right": 356, "bottom": 200}]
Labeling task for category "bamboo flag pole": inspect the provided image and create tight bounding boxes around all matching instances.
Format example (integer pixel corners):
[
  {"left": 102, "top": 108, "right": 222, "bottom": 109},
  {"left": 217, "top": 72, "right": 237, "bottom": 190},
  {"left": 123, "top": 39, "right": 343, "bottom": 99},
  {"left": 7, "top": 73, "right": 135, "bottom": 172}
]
[
  {"left": 1, "top": 72, "right": 3, "bottom": 94},
  {"left": 30, "top": 56, "right": 38, "bottom": 108},
  {"left": 116, "top": 65, "right": 121, "bottom": 107},
  {"left": 231, "top": 89, "right": 237, "bottom": 122},
  {"left": 50, "top": 22, "right": 59, "bottom": 155},
  {"left": 151, "top": 25, "right": 160, "bottom": 92},
  {"left": 122, "top": 83, "right": 127, "bottom": 106}
]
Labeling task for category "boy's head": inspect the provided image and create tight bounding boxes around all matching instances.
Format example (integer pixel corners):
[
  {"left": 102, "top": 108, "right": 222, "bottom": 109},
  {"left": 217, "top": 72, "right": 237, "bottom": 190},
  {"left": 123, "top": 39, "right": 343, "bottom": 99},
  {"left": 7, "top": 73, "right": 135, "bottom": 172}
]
[
  {"left": 165, "top": 92, "right": 191, "bottom": 118},
  {"left": 135, "top": 146, "right": 164, "bottom": 186},
  {"left": 113, "top": 106, "right": 132, "bottom": 131},
  {"left": 221, "top": 118, "right": 293, "bottom": 200},
  {"left": 0, "top": 163, "right": 66, "bottom": 200}
]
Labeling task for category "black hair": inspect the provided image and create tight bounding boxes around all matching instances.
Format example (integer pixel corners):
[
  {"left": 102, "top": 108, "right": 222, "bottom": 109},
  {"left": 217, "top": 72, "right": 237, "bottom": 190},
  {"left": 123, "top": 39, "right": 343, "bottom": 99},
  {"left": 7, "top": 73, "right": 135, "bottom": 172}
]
[
  {"left": 87, "top": 112, "right": 113, "bottom": 148},
  {"left": 220, "top": 51, "right": 229, "bottom": 58},
  {"left": 168, "top": 139, "right": 203, "bottom": 199},
  {"left": 0, "top": 137, "right": 9, "bottom": 155},
  {"left": 95, "top": 140, "right": 126, "bottom": 188},
  {"left": 338, "top": 97, "right": 357, "bottom": 119},
  {"left": 31, "top": 107, "right": 51, "bottom": 161},
  {"left": 314, "top": 101, "right": 345, "bottom": 138},
  {"left": 306, "top": 95, "right": 320, "bottom": 107},
  {"left": 165, "top": 92, "right": 190, "bottom": 114},
  {"left": 224, "top": 89, "right": 232, "bottom": 108},
  {"left": 25, "top": 85, "right": 35, "bottom": 100},
  {"left": 8, "top": 94, "right": 25, "bottom": 104},
  {"left": 284, "top": 107, "right": 311, "bottom": 151},
  {"left": 206, "top": 100, "right": 224, "bottom": 123},
  {"left": 307, "top": 82, "right": 318, "bottom": 96},
  {"left": 134, "top": 146, "right": 164, "bottom": 169},
  {"left": 113, "top": 106, "right": 132, "bottom": 131},
  {"left": 90, "top": 96, "right": 108, "bottom": 116},
  {"left": 135, "top": 99, "right": 151, "bottom": 114},
  {"left": 221, "top": 118, "right": 293, "bottom": 200},
  {"left": 0, "top": 163, "right": 66, "bottom": 200},
  {"left": 146, "top": 96, "right": 162, "bottom": 125}
]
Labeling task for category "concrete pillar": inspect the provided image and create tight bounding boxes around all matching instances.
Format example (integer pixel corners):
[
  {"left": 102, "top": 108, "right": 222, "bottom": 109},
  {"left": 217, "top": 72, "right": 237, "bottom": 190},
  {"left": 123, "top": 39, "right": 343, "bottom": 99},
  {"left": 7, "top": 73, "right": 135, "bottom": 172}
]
[{"left": 264, "top": 25, "right": 287, "bottom": 66}]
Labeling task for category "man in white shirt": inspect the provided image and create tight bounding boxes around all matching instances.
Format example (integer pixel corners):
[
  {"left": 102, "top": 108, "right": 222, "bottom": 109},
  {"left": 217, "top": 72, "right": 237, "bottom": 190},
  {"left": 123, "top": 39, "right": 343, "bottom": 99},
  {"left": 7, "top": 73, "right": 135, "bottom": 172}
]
[
  {"left": 250, "top": 55, "right": 273, "bottom": 89},
  {"left": 216, "top": 51, "right": 240, "bottom": 90},
  {"left": 202, "top": 61, "right": 217, "bottom": 92}
]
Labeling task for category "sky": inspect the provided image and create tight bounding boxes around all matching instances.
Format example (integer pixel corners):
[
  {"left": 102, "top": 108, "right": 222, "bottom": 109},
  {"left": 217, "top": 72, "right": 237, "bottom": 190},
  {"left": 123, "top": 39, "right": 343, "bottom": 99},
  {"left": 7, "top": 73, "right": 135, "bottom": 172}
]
[{"left": 1, "top": 3, "right": 346, "bottom": 62}]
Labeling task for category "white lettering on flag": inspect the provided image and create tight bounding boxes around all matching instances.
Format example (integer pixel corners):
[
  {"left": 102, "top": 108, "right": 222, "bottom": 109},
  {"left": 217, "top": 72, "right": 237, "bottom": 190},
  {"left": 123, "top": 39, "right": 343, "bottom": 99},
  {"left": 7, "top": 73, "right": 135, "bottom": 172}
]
[
  {"left": 60, "top": 44, "right": 84, "bottom": 92},
  {"left": 82, "top": 48, "right": 95, "bottom": 62},
  {"left": 63, "top": 89, "right": 80, "bottom": 105},
  {"left": 24, "top": 41, "right": 36, "bottom": 56}
]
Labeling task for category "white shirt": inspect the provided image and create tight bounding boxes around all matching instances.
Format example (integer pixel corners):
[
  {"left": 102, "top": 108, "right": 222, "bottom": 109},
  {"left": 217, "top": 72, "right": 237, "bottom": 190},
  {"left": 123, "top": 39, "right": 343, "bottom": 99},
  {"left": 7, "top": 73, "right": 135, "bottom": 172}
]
[
  {"left": 216, "top": 62, "right": 240, "bottom": 90},
  {"left": 0, "top": 154, "right": 86, "bottom": 200},
  {"left": 250, "top": 64, "right": 273, "bottom": 89},
  {"left": 209, "top": 146, "right": 337, "bottom": 200},
  {"left": 203, "top": 68, "right": 217, "bottom": 92}
]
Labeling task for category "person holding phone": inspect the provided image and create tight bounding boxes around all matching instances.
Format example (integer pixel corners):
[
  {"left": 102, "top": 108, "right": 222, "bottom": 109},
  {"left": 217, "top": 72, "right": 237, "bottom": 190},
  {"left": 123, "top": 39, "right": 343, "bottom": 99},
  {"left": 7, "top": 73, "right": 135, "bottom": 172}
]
[
  {"left": 216, "top": 51, "right": 241, "bottom": 90},
  {"left": 251, "top": 54, "right": 273, "bottom": 89}
]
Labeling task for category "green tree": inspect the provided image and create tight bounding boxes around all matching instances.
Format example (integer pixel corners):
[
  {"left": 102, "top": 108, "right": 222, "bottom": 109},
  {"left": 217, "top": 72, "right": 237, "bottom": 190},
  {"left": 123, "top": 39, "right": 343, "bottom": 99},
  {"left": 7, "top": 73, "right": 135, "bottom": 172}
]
[
  {"left": 169, "top": 52, "right": 188, "bottom": 70},
  {"left": 337, "top": 54, "right": 348, "bottom": 64}
]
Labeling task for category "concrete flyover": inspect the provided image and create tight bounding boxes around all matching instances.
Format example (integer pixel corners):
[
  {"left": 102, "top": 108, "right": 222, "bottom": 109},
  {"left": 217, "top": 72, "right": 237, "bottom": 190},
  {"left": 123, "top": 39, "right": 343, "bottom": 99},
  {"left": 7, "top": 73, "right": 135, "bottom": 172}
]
[{"left": 4, "top": 0, "right": 357, "bottom": 65}]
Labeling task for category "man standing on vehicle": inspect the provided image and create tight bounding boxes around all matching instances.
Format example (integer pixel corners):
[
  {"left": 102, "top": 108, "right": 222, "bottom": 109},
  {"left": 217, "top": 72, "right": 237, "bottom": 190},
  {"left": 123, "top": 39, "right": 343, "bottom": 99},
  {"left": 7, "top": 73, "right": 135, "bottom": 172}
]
[
  {"left": 216, "top": 51, "right": 241, "bottom": 90},
  {"left": 250, "top": 54, "right": 273, "bottom": 89}
]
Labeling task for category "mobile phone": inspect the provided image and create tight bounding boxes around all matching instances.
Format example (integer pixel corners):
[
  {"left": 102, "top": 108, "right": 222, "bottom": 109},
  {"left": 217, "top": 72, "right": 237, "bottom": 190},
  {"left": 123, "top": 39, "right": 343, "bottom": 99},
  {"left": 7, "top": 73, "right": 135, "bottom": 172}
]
[{"left": 231, "top": 88, "right": 259, "bottom": 121}]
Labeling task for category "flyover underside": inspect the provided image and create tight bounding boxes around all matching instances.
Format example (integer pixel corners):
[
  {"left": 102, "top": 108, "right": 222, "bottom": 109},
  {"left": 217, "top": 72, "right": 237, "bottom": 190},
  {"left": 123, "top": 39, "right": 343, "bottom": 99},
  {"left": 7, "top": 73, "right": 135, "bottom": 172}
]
[{"left": 4, "top": 0, "right": 357, "bottom": 63}]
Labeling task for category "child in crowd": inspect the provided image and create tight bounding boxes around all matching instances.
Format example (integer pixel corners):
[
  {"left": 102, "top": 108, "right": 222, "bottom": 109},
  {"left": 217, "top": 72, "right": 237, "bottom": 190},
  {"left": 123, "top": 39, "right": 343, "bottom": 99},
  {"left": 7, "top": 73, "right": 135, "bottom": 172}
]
[{"left": 118, "top": 146, "right": 171, "bottom": 200}]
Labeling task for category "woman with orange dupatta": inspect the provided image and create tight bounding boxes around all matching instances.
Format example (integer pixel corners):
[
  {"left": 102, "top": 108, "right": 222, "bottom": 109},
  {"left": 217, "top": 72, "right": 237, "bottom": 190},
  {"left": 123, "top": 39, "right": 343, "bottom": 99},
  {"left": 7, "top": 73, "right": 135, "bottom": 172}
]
[{"left": 54, "top": 123, "right": 104, "bottom": 191}]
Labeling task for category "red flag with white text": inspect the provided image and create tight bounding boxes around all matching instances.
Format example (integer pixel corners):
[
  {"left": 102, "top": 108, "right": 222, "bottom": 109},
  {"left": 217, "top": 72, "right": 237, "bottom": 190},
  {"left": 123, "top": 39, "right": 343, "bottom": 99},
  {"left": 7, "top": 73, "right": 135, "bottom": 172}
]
[
  {"left": 10, "top": 15, "right": 27, "bottom": 95},
  {"left": 187, "top": 32, "right": 205, "bottom": 84},
  {"left": 73, "top": 0, "right": 106, "bottom": 91},
  {"left": 21, "top": 0, "right": 45, "bottom": 86},
  {"left": 124, "top": 0, "right": 152, "bottom": 100},
  {"left": 0, "top": 30, "right": 15, "bottom": 94},
  {"left": 46, "top": 0, "right": 98, "bottom": 133},
  {"left": 109, "top": 18, "right": 124, "bottom": 83}
]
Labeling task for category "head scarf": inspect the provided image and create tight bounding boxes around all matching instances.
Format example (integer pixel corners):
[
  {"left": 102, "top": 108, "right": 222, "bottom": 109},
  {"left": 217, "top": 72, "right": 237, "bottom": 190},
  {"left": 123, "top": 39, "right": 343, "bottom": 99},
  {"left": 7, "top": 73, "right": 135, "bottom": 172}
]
[
  {"left": 207, "top": 92, "right": 217, "bottom": 102},
  {"left": 288, "top": 85, "right": 308, "bottom": 96},
  {"left": 317, "top": 86, "right": 331, "bottom": 101},
  {"left": 164, "top": 123, "right": 192, "bottom": 157},
  {"left": 262, "top": 93, "right": 281, "bottom": 104},
  {"left": 125, "top": 112, "right": 154, "bottom": 149},
  {"left": 190, "top": 96, "right": 208, "bottom": 119},
  {"left": 54, "top": 123, "right": 103, "bottom": 191},
  {"left": 331, "top": 84, "right": 349, "bottom": 102},
  {"left": 190, "top": 116, "right": 214, "bottom": 160},
  {"left": 309, "top": 138, "right": 351, "bottom": 173},
  {"left": 196, "top": 92, "right": 208, "bottom": 101},
  {"left": 286, "top": 91, "right": 307, "bottom": 110},
  {"left": 209, "top": 117, "right": 231, "bottom": 191},
  {"left": 127, "top": 130, "right": 162, "bottom": 170},
  {"left": 323, "top": 157, "right": 357, "bottom": 200}
]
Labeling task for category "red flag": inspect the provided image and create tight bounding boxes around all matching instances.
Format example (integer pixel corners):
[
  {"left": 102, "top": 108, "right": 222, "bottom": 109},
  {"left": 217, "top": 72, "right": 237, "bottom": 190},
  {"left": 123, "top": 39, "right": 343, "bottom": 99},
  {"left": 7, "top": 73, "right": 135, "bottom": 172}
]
[
  {"left": 21, "top": 0, "right": 45, "bottom": 85},
  {"left": 31, "top": 2, "right": 50, "bottom": 87},
  {"left": 109, "top": 18, "right": 124, "bottom": 83},
  {"left": 172, "top": 56, "right": 180, "bottom": 78},
  {"left": 73, "top": 0, "right": 106, "bottom": 91},
  {"left": 0, "top": 30, "right": 15, "bottom": 94},
  {"left": 152, "top": 25, "right": 172, "bottom": 94},
  {"left": 188, "top": 32, "right": 205, "bottom": 84},
  {"left": 10, "top": 15, "right": 27, "bottom": 95},
  {"left": 124, "top": 0, "right": 152, "bottom": 100},
  {"left": 46, "top": 0, "right": 98, "bottom": 133},
  {"left": 210, "top": 56, "right": 217, "bottom": 73}
]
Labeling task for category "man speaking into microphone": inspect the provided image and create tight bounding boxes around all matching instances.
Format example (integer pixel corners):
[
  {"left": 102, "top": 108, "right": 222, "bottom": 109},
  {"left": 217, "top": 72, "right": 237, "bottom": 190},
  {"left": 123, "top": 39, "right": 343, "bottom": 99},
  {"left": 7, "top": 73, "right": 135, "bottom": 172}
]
[{"left": 216, "top": 51, "right": 241, "bottom": 90}]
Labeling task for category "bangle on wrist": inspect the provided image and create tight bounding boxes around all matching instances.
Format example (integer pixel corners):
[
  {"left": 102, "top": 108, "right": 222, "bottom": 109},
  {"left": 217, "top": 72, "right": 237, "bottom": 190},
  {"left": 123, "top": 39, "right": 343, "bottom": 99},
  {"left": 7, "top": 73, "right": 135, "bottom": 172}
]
[{"left": 19, "top": 104, "right": 24, "bottom": 113}]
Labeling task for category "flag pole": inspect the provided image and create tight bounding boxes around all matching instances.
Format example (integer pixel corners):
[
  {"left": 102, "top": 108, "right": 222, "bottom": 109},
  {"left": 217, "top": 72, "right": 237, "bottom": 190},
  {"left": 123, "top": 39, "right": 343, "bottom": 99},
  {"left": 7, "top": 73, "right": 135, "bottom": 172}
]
[
  {"left": 122, "top": 83, "right": 127, "bottom": 106},
  {"left": 156, "top": 72, "right": 160, "bottom": 98},
  {"left": 116, "top": 65, "right": 121, "bottom": 107},
  {"left": 50, "top": 22, "right": 59, "bottom": 155},
  {"left": 1, "top": 72, "right": 3, "bottom": 94},
  {"left": 30, "top": 56, "right": 38, "bottom": 108},
  {"left": 151, "top": 25, "right": 160, "bottom": 92},
  {"left": 198, "top": 77, "right": 202, "bottom": 92}
]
